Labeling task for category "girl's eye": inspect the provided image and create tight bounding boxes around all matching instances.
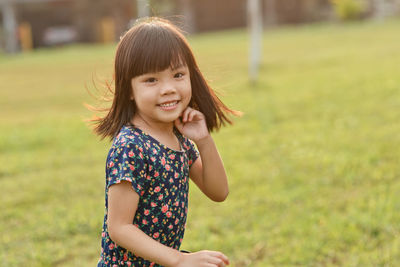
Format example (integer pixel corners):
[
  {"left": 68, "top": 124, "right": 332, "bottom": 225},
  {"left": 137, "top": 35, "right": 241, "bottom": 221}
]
[
  {"left": 145, "top": 77, "right": 157, "bottom": 83},
  {"left": 174, "top": 73, "right": 184, "bottom": 78}
]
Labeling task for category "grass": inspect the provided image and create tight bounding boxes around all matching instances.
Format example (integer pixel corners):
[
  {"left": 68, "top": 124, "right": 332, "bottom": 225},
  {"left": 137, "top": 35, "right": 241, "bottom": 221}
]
[{"left": 1, "top": 18, "right": 400, "bottom": 266}]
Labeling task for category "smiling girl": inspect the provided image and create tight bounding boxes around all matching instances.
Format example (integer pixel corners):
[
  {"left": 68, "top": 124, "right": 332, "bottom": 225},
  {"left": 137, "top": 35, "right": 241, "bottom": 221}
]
[{"left": 92, "top": 17, "right": 238, "bottom": 267}]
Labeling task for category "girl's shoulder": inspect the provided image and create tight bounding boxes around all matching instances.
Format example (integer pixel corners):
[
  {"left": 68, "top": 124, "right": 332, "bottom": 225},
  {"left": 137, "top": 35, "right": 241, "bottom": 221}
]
[
  {"left": 112, "top": 124, "right": 147, "bottom": 150},
  {"left": 106, "top": 125, "right": 150, "bottom": 166}
]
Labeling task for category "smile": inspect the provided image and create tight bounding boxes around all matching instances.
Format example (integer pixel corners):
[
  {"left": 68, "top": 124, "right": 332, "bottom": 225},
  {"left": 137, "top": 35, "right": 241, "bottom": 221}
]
[{"left": 158, "top": 100, "right": 179, "bottom": 110}]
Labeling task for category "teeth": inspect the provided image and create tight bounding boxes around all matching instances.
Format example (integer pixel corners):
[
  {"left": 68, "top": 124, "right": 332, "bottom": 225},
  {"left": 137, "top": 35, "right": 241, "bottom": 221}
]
[{"left": 159, "top": 101, "right": 177, "bottom": 107}]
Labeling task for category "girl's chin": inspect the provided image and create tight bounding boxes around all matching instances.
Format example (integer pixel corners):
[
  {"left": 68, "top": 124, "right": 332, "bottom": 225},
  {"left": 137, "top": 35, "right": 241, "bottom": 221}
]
[
  {"left": 157, "top": 114, "right": 181, "bottom": 124},
  {"left": 159, "top": 109, "right": 185, "bottom": 121}
]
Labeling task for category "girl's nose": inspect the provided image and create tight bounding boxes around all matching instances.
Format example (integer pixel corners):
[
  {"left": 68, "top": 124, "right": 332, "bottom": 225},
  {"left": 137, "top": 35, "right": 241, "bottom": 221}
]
[{"left": 160, "top": 81, "right": 176, "bottom": 95}]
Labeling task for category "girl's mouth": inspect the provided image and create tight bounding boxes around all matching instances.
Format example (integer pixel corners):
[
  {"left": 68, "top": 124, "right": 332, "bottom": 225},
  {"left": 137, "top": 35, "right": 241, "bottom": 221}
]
[{"left": 158, "top": 100, "right": 179, "bottom": 110}]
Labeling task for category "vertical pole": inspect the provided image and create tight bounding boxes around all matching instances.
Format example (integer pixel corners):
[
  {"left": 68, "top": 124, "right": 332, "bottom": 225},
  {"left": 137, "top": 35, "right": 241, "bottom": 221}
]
[
  {"left": 248, "top": 0, "right": 263, "bottom": 83},
  {"left": 137, "top": 0, "right": 150, "bottom": 18},
  {"left": 2, "top": 2, "right": 19, "bottom": 53}
]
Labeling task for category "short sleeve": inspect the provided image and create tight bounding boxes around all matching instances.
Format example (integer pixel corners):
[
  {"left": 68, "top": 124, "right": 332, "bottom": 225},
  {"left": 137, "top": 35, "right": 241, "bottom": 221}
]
[
  {"left": 186, "top": 139, "right": 200, "bottom": 168},
  {"left": 106, "top": 141, "right": 148, "bottom": 196}
]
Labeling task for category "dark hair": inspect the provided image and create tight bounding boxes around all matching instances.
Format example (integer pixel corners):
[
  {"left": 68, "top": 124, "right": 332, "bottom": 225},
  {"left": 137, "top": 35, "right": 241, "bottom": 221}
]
[{"left": 90, "top": 17, "right": 239, "bottom": 140}]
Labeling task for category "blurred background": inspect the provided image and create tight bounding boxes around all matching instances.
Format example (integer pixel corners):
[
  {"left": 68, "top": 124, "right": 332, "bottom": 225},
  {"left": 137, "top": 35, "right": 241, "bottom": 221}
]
[
  {"left": 1, "top": 0, "right": 400, "bottom": 53},
  {"left": 1, "top": 0, "right": 400, "bottom": 266}
]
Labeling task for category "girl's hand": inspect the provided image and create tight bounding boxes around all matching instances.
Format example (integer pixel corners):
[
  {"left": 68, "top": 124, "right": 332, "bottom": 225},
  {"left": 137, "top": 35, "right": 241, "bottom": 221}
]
[
  {"left": 176, "top": 250, "right": 230, "bottom": 267},
  {"left": 174, "top": 107, "right": 209, "bottom": 142}
]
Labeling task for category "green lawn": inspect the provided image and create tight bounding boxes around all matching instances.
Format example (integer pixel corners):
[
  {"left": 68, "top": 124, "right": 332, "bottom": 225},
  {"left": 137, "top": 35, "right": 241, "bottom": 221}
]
[{"left": 1, "top": 18, "right": 400, "bottom": 266}]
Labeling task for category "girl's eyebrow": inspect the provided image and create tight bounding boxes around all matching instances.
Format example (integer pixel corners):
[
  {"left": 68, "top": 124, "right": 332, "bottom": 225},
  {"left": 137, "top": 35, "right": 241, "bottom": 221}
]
[{"left": 171, "top": 64, "right": 186, "bottom": 71}]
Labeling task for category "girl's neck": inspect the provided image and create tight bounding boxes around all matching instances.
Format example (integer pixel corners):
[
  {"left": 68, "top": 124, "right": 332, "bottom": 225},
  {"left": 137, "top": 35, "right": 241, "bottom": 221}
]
[
  {"left": 131, "top": 115, "right": 174, "bottom": 135},
  {"left": 131, "top": 115, "right": 181, "bottom": 151}
]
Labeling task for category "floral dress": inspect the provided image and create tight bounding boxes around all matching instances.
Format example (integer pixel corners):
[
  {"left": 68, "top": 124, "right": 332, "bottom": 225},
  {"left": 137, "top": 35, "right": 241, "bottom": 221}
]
[{"left": 98, "top": 125, "right": 199, "bottom": 267}]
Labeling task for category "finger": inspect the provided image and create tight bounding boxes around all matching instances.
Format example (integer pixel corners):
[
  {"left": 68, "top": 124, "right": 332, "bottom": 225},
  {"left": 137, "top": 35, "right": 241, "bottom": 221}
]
[
  {"left": 182, "top": 107, "right": 192, "bottom": 122},
  {"left": 209, "top": 251, "right": 229, "bottom": 265},
  {"left": 188, "top": 109, "right": 205, "bottom": 122},
  {"left": 221, "top": 254, "right": 229, "bottom": 265},
  {"left": 187, "top": 110, "right": 197, "bottom": 122},
  {"left": 207, "top": 256, "right": 225, "bottom": 267}
]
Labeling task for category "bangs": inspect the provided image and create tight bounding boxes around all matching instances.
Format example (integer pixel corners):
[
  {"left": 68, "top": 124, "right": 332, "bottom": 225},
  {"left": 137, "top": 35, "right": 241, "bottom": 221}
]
[{"left": 127, "top": 23, "right": 190, "bottom": 77}]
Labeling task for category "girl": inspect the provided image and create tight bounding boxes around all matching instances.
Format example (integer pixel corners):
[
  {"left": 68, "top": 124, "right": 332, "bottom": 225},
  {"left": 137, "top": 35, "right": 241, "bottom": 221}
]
[{"left": 93, "top": 17, "right": 238, "bottom": 267}]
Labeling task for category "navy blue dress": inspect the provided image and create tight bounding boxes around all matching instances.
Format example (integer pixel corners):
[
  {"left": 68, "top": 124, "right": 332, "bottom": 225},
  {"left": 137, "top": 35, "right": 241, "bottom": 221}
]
[{"left": 98, "top": 125, "right": 199, "bottom": 266}]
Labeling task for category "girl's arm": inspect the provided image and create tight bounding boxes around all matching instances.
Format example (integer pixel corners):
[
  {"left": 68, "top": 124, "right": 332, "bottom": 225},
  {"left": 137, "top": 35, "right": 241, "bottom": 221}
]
[
  {"left": 107, "top": 181, "right": 229, "bottom": 267},
  {"left": 189, "top": 137, "right": 229, "bottom": 202},
  {"left": 108, "top": 181, "right": 181, "bottom": 266},
  {"left": 175, "top": 108, "right": 229, "bottom": 202}
]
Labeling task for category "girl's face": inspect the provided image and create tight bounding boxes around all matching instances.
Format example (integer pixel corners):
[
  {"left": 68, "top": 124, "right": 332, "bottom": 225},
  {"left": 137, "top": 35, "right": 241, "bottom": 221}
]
[{"left": 131, "top": 64, "right": 192, "bottom": 126}]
